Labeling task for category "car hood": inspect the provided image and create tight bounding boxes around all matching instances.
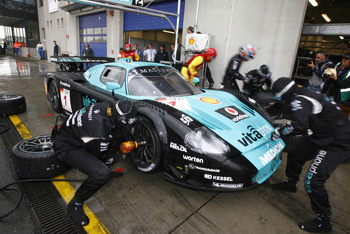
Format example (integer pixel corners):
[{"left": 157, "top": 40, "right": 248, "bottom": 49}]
[{"left": 155, "top": 90, "right": 277, "bottom": 154}]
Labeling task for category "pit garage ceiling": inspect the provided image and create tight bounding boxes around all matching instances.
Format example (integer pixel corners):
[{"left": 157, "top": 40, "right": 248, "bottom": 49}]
[{"left": 300, "top": 0, "right": 350, "bottom": 54}]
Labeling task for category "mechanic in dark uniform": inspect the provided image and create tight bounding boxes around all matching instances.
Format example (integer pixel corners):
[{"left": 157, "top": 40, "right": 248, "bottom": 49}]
[
  {"left": 271, "top": 77, "right": 350, "bottom": 233},
  {"left": 243, "top": 64, "right": 272, "bottom": 96},
  {"left": 53, "top": 100, "right": 137, "bottom": 226},
  {"left": 222, "top": 44, "right": 256, "bottom": 90}
]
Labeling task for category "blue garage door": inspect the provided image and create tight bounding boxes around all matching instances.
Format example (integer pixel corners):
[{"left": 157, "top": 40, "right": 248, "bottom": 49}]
[
  {"left": 124, "top": 0, "right": 184, "bottom": 31},
  {"left": 79, "top": 12, "right": 107, "bottom": 57}
]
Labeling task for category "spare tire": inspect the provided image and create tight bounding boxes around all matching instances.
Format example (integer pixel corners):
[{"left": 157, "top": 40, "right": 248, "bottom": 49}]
[
  {"left": 12, "top": 135, "right": 70, "bottom": 179},
  {"left": 0, "top": 94, "right": 26, "bottom": 116}
]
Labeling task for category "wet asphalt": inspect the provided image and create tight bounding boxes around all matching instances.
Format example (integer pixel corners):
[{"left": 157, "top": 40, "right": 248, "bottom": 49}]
[{"left": 0, "top": 53, "right": 349, "bottom": 234}]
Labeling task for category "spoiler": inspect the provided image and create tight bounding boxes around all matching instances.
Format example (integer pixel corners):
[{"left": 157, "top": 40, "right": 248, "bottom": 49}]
[{"left": 50, "top": 56, "right": 115, "bottom": 63}]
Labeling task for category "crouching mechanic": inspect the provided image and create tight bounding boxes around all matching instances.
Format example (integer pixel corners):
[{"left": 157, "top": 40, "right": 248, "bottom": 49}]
[
  {"left": 52, "top": 100, "right": 137, "bottom": 226},
  {"left": 271, "top": 77, "right": 350, "bottom": 233}
]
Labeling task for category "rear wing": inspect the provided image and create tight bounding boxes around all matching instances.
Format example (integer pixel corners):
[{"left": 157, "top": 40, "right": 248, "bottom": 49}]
[{"left": 50, "top": 56, "right": 115, "bottom": 63}]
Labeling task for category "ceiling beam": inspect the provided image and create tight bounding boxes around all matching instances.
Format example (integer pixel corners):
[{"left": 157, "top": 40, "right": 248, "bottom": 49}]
[{"left": 302, "top": 23, "right": 350, "bottom": 36}]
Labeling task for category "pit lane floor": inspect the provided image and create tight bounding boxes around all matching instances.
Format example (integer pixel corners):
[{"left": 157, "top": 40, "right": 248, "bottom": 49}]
[{"left": 0, "top": 54, "right": 349, "bottom": 234}]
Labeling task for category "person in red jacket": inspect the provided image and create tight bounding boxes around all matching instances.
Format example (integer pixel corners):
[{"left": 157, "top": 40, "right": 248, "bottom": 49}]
[
  {"left": 181, "top": 48, "right": 217, "bottom": 85},
  {"left": 121, "top": 43, "right": 140, "bottom": 61},
  {"left": 14, "top": 41, "right": 21, "bottom": 55}
]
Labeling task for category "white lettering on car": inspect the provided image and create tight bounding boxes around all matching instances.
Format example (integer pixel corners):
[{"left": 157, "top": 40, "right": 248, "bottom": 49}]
[
  {"left": 259, "top": 142, "right": 284, "bottom": 166},
  {"left": 170, "top": 142, "right": 187, "bottom": 152},
  {"left": 183, "top": 155, "right": 203, "bottom": 164}
]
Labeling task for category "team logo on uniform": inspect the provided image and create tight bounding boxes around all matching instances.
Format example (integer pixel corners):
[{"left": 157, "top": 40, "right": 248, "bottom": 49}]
[
  {"left": 216, "top": 106, "right": 248, "bottom": 123},
  {"left": 107, "top": 107, "right": 112, "bottom": 116},
  {"left": 200, "top": 97, "right": 220, "bottom": 104}
]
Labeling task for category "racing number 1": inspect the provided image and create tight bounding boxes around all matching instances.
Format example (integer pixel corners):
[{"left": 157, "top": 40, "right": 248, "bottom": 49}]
[{"left": 60, "top": 88, "right": 72, "bottom": 112}]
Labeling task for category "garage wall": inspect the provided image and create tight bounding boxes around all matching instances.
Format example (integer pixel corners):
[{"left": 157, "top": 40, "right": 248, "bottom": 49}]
[{"left": 183, "top": 0, "right": 308, "bottom": 88}]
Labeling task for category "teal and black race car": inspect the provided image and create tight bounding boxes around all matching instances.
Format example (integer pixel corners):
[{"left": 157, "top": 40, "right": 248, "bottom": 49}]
[{"left": 41, "top": 58, "right": 284, "bottom": 191}]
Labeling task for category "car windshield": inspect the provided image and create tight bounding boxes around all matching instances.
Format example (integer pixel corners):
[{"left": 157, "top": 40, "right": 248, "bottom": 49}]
[{"left": 127, "top": 66, "right": 202, "bottom": 97}]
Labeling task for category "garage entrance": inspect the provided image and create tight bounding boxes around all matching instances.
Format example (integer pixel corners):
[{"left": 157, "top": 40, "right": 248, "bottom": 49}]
[{"left": 79, "top": 12, "right": 107, "bottom": 57}]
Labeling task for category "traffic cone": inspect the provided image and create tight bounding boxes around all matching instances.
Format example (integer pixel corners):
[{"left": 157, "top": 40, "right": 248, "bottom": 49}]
[{"left": 27, "top": 52, "right": 30, "bottom": 57}]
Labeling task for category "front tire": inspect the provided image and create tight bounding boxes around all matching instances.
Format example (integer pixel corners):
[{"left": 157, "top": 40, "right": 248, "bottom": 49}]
[{"left": 129, "top": 116, "right": 162, "bottom": 173}]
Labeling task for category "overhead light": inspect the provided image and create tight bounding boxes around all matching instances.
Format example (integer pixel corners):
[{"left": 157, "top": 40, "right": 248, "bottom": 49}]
[
  {"left": 162, "top": 30, "right": 175, "bottom": 34},
  {"left": 339, "top": 36, "right": 344, "bottom": 40},
  {"left": 321, "top": 13, "right": 331, "bottom": 22},
  {"left": 308, "top": 0, "right": 318, "bottom": 7}
]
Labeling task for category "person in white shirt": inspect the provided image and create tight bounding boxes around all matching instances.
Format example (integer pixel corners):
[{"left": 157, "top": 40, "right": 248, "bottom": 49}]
[{"left": 143, "top": 43, "right": 157, "bottom": 62}]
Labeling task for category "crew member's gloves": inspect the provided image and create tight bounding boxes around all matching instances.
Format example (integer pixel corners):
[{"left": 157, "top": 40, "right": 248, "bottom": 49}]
[
  {"left": 270, "top": 128, "right": 281, "bottom": 141},
  {"left": 280, "top": 124, "right": 294, "bottom": 136},
  {"left": 243, "top": 77, "right": 250, "bottom": 84}
]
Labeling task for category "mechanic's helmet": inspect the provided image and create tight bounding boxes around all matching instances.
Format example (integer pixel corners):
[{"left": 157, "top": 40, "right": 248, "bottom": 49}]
[
  {"left": 205, "top": 48, "right": 217, "bottom": 62},
  {"left": 272, "top": 77, "right": 297, "bottom": 102},
  {"left": 258, "top": 64, "right": 271, "bottom": 78},
  {"left": 125, "top": 43, "right": 132, "bottom": 52},
  {"left": 114, "top": 100, "right": 137, "bottom": 124},
  {"left": 240, "top": 44, "right": 256, "bottom": 61}
]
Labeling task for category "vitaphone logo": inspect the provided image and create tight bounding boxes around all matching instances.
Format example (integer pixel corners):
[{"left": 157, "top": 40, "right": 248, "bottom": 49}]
[
  {"left": 238, "top": 124, "right": 272, "bottom": 146},
  {"left": 82, "top": 95, "right": 97, "bottom": 107}
]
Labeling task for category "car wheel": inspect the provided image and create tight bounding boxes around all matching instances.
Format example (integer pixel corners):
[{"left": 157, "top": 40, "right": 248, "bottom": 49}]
[
  {"left": 12, "top": 135, "right": 70, "bottom": 179},
  {"left": 129, "top": 116, "right": 162, "bottom": 173},
  {"left": 0, "top": 94, "right": 26, "bottom": 116},
  {"left": 47, "top": 80, "right": 63, "bottom": 113}
]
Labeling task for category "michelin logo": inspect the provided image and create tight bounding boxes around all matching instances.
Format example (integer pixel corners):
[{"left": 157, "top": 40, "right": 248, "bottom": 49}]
[
  {"left": 259, "top": 142, "right": 284, "bottom": 166},
  {"left": 212, "top": 182, "right": 243, "bottom": 189}
]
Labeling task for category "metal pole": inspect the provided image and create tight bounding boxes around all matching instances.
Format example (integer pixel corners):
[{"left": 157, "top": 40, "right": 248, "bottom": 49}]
[
  {"left": 173, "top": 0, "right": 181, "bottom": 64},
  {"left": 194, "top": 0, "right": 199, "bottom": 33}
]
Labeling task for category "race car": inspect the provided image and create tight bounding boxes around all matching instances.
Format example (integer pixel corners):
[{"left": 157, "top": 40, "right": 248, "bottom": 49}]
[{"left": 40, "top": 58, "right": 284, "bottom": 191}]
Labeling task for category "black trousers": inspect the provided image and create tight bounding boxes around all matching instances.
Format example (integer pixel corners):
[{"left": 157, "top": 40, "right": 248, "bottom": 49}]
[
  {"left": 223, "top": 74, "right": 240, "bottom": 90},
  {"left": 286, "top": 137, "right": 350, "bottom": 216},
  {"left": 58, "top": 147, "right": 112, "bottom": 202}
]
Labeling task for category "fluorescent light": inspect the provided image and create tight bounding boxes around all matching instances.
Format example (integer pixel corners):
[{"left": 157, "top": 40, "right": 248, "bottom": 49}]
[
  {"left": 309, "top": 0, "right": 318, "bottom": 7},
  {"left": 339, "top": 36, "right": 344, "bottom": 40},
  {"left": 321, "top": 14, "right": 331, "bottom": 22},
  {"left": 162, "top": 30, "right": 175, "bottom": 34}
]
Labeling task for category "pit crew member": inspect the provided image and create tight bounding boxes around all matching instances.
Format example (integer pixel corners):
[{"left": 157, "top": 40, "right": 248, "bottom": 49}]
[
  {"left": 222, "top": 44, "right": 256, "bottom": 90},
  {"left": 52, "top": 100, "right": 137, "bottom": 226},
  {"left": 271, "top": 77, "right": 350, "bottom": 233}
]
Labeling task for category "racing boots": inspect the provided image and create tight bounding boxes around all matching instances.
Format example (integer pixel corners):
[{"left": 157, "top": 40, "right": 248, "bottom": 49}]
[
  {"left": 299, "top": 215, "right": 332, "bottom": 233},
  {"left": 67, "top": 197, "right": 90, "bottom": 226},
  {"left": 271, "top": 178, "right": 297, "bottom": 193}
]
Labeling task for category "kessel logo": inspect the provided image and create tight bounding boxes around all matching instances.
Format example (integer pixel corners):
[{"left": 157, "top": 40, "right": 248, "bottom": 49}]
[{"left": 216, "top": 106, "right": 249, "bottom": 123}]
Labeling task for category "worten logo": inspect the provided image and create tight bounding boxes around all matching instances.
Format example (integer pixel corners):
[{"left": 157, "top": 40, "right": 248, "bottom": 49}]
[
  {"left": 238, "top": 124, "right": 272, "bottom": 147},
  {"left": 216, "top": 106, "right": 248, "bottom": 123}
]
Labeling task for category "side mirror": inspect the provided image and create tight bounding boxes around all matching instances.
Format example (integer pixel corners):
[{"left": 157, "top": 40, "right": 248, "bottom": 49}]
[
  {"left": 192, "top": 77, "right": 200, "bottom": 85},
  {"left": 106, "top": 82, "right": 121, "bottom": 90}
]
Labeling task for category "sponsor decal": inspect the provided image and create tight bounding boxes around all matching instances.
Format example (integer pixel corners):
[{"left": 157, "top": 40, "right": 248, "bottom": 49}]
[
  {"left": 200, "top": 97, "right": 220, "bottom": 104},
  {"left": 189, "top": 38, "right": 194, "bottom": 45},
  {"left": 183, "top": 155, "right": 204, "bottom": 164},
  {"left": 138, "top": 67, "right": 174, "bottom": 74},
  {"left": 212, "top": 182, "right": 243, "bottom": 189},
  {"left": 180, "top": 114, "right": 193, "bottom": 125},
  {"left": 204, "top": 174, "right": 233, "bottom": 181},
  {"left": 216, "top": 106, "right": 248, "bottom": 123},
  {"left": 107, "top": 107, "right": 112, "bottom": 116},
  {"left": 309, "top": 150, "right": 326, "bottom": 175},
  {"left": 248, "top": 97, "right": 256, "bottom": 104},
  {"left": 259, "top": 142, "right": 284, "bottom": 166},
  {"left": 238, "top": 124, "right": 272, "bottom": 146},
  {"left": 170, "top": 142, "right": 187, "bottom": 152},
  {"left": 88, "top": 104, "right": 94, "bottom": 121},
  {"left": 188, "top": 164, "right": 220, "bottom": 173},
  {"left": 82, "top": 95, "right": 97, "bottom": 107},
  {"left": 59, "top": 81, "right": 70, "bottom": 88}
]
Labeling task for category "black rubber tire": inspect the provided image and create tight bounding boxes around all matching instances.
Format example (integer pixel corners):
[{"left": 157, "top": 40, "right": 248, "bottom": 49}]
[
  {"left": 12, "top": 135, "right": 70, "bottom": 179},
  {"left": 129, "top": 116, "right": 162, "bottom": 173},
  {"left": 0, "top": 94, "right": 26, "bottom": 116},
  {"left": 47, "top": 80, "right": 63, "bottom": 113}
]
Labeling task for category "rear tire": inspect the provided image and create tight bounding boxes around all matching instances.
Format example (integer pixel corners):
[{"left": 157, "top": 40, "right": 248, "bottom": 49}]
[
  {"left": 47, "top": 80, "right": 63, "bottom": 113},
  {"left": 0, "top": 94, "right": 26, "bottom": 116},
  {"left": 12, "top": 135, "right": 70, "bottom": 179}
]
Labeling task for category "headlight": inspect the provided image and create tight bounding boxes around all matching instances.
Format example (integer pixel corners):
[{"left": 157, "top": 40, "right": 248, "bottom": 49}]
[{"left": 184, "top": 127, "right": 230, "bottom": 155}]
